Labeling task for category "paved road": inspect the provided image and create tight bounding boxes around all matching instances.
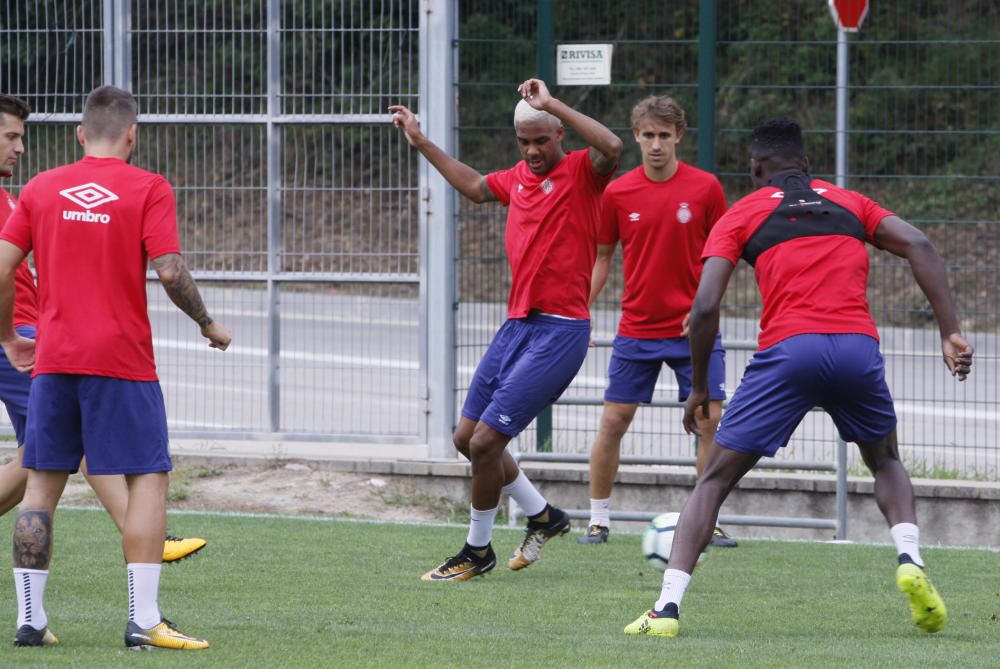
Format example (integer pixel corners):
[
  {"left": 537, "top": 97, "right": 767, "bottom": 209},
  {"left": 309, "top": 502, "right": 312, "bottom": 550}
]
[{"left": 1, "top": 288, "right": 994, "bottom": 477}]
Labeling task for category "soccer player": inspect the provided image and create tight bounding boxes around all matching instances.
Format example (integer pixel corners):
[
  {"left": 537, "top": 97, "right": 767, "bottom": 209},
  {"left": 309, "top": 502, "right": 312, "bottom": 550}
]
[
  {"left": 625, "top": 118, "right": 973, "bottom": 638},
  {"left": 389, "top": 78, "right": 622, "bottom": 580},
  {"left": 0, "top": 86, "right": 232, "bottom": 649},
  {"left": 0, "top": 94, "right": 207, "bottom": 566},
  {"left": 580, "top": 96, "right": 736, "bottom": 548}
]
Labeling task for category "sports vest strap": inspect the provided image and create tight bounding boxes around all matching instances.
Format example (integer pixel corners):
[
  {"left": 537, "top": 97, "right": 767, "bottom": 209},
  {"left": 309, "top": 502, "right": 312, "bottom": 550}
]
[{"left": 741, "top": 171, "right": 868, "bottom": 267}]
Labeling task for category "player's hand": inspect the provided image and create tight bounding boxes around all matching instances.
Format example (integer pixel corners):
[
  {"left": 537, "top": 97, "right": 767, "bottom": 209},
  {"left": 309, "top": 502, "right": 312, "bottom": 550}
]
[
  {"left": 517, "top": 79, "right": 553, "bottom": 110},
  {"left": 683, "top": 388, "right": 710, "bottom": 436},
  {"left": 388, "top": 105, "right": 423, "bottom": 147},
  {"left": 681, "top": 311, "right": 691, "bottom": 337},
  {"left": 941, "top": 332, "right": 973, "bottom": 381},
  {"left": 201, "top": 321, "right": 232, "bottom": 351},
  {"left": 1, "top": 335, "right": 35, "bottom": 373}
]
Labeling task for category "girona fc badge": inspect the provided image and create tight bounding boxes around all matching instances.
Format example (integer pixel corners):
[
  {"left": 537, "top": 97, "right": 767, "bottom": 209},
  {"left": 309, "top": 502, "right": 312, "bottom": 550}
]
[
  {"left": 676, "top": 202, "right": 692, "bottom": 224},
  {"left": 540, "top": 178, "right": 554, "bottom": 194}
]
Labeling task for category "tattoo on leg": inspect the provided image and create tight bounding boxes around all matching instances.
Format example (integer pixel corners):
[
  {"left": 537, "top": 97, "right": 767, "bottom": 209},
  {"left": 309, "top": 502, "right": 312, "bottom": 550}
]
[{"left": 13, "top": 510, "right": 52, "bottom": 569}]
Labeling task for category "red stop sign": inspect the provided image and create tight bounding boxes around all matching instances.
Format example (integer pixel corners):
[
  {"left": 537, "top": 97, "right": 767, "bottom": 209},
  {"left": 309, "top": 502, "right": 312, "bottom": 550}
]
[{"left": 829, "top": 0, "right": 869, "bottom": 32}]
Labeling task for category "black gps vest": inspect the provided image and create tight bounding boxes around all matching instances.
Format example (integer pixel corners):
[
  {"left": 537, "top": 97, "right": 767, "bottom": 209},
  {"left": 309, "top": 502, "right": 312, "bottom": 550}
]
[{"left": 741, "top": 171, "right": 868, "bottom": 267}]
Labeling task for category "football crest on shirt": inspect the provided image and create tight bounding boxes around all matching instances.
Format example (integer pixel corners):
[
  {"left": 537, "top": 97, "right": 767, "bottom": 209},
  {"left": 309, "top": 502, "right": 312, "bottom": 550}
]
[
  {"left": 540, "top": 178, "right": 554, "bottom": 194},
  {"left": 59, "top": 182, "right": 119, "bottom": 209},
  {"left": 628, "top": 212, "right": 640, "bottom": 222},
  {"left": 676, "top": 202, "right": 692, "bottom": 224}
]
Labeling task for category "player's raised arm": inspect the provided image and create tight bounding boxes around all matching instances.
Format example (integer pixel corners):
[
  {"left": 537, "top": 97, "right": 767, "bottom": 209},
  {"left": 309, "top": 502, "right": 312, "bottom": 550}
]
[
  {"left": 872, "top": 215, "right": 973, "bottom": 380},
  {"left": 517, "top": 78, "right": 622, "bottom": 176},
  {"left": 150, "top": 253, "right": 232, "bottom": 350},
  {"left": 388, "top": 104, "right": 495, "bottom": 204}
]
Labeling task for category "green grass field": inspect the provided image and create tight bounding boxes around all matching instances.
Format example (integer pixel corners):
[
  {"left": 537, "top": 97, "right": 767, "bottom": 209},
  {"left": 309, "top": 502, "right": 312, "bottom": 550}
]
[{"left": 0, "top": 508, "right": 996, "bottom": 668}]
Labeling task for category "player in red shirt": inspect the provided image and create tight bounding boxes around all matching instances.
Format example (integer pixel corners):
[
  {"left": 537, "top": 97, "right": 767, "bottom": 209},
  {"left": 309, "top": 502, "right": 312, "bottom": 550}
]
[
  {"left": 625, "top": 118, "right": 973, "bottom": 638},
  {"left": 0, "top": 94, "right": 206, "bottom": 568},
  {"left": 0, "top": 86, "right": 232, "bottom": 650},
  {"left": 580, "top": 96, "right": 736, "bottom": 547},
  {"left": 390, "top": 78, "right": 622, "bottom": 581}
]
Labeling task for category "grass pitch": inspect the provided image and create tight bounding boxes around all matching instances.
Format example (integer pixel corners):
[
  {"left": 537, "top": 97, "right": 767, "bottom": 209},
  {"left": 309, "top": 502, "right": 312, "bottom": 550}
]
[{"left": 0, "top": 508, "right": 996, "bottom": 668}]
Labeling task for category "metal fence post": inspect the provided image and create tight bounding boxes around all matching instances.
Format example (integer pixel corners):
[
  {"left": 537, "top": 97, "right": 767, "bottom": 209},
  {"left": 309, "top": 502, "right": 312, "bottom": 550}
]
[
  {"left": 697, "top": 0, "right": 717, "bottom": 173},
  {"left": 535, "top": 0, "right": 555, "bottom": 453},
  {"left": 835, "top": 26, "right": 849, "bottom": 188},
  {"left": 422, "top": 0, "right": 459, "bottom": 458},
  {"left": 835, "top": 437, "right": 848, "bottom": 540},
  {"left": 266, "top": 0, "right": 282, "bottom": 433},
  {"left": 102, "top": 0, "right": 131, "bottom": 89}
]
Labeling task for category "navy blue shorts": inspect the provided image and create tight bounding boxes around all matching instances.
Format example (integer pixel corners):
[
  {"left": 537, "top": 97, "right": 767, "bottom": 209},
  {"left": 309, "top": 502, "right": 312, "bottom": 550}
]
[
  {"left": 715, "top": 334, "right": 897, "bottom": 457},
  {"left": 462, "top": 313, "right": 590, "bottom": 437},
  {"left": 605, "top": 333, "right": 727, "bottom": 404},
  {"left": 24, "top": 374, "right": 172, "bottom": 474},
  {"left": 0, "top": 325, "right": 35, "bottom": 445}
]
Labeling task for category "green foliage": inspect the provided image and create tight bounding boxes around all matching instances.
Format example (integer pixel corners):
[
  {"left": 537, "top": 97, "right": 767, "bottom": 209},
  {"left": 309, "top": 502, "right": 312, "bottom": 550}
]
[{"left": 3, "top": 508, "right": 997, "bottom": 667}]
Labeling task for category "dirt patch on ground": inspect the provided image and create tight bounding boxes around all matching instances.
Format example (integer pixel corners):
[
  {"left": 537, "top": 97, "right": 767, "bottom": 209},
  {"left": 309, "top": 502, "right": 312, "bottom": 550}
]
[{"left": 60, "top": 459, "right": 468, "bottom": 524}]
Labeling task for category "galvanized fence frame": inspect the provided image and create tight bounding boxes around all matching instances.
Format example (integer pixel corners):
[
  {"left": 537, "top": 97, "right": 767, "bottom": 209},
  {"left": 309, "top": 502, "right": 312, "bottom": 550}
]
[{"left": 1, "top": 0, "right": 436, "bottom": 445}]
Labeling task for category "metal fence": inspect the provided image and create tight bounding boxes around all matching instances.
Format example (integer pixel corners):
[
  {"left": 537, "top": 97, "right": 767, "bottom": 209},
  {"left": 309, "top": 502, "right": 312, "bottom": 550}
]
[
  {"left": 455, "top": 0, "right": 999, "bottom": 480},
  {"left": 1, "top": 1, "right": 997, "bottom": 478},
  {"left": 1, "top": 0, "right": 426, "bottom": 443}
]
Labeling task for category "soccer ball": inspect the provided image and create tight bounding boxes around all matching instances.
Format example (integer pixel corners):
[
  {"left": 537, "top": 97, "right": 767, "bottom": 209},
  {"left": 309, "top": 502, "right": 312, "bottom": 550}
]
[{"left": 642, "top": 512, "right": 680, "bottom": 571}]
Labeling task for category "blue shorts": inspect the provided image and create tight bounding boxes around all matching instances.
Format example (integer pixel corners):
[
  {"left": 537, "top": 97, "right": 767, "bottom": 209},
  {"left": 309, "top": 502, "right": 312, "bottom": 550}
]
[
  {"left": 0, "top": 325, "right": 35, "bottom": 444},
  {"left": 605, "top": 333, "right": 727, "bottom": 404},
  {"left": 715, "top": 334, "right": 897, "bottom": 457},
  {"left": 24, "top": 374, "right": 172, "bottom": 474},
  {"left": 462, "top": 313, "right": 590, "bottom": 437}
]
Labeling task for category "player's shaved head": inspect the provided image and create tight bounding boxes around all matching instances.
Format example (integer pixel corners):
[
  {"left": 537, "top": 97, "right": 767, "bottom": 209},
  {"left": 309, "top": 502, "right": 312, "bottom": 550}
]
[
  {"left": 0, "top": 95, "right": 30, "bottom": 122},
  {"left": 750, "top": 118, "right": 805, "bottom": 161},
  {"left": 81, "top": 85, "right": 137, "bottom": 142},
  {"left": 513, "top": 99, "right": 561, "bottom": 130}
]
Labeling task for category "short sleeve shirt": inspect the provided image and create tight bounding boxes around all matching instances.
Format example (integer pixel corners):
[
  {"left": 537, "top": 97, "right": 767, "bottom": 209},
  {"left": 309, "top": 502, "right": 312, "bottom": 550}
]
[
  {"left": 0, "top": 187, "right": 38, "bottom": 328},
  {"left": 486, "top": 149, "right": 613, "bottom": 319},
  {"left": 703, "top": 176, "right": 894, "bottom": 350},
  {"left": 599, "top": 162, "right": 727, "bottom": 337},
  {"left": 1, "top": 156, "right": 182, "bottom": 380}
]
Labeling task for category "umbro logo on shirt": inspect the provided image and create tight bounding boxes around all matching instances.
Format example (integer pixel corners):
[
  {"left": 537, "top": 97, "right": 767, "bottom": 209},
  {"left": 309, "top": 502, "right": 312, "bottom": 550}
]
[
  {"left": 629, "top": 212, "right": 640, "bottom": 222},
  {"left": 59, "top": 182, "right": 118, "bottom": 224},
  {"left": 59, "top": 182, "right": 119, "bottom": 209},
  {"left": 5, "top": 196, "right": 14, "bottom": 211}
]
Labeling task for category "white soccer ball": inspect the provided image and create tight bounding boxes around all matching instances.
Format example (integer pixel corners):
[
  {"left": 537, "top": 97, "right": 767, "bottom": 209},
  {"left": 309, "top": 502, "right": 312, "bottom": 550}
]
[{"left": 642, "top": 512, "right": 680, "bottom": 571}]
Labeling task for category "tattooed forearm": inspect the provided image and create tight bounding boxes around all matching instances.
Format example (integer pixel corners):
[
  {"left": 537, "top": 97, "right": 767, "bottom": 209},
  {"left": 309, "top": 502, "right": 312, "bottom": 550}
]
[
  {"left": 151, "top": 254, "right": 213, "bottom": 328},
  {"left": 13, "top": 510, "right": 52, "bottom": 569}
]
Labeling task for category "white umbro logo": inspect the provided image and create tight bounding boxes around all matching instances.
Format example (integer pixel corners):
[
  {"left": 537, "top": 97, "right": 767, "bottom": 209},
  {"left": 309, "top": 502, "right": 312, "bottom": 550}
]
[
  {"left": 5, "top": 196, "right": 14, "bottom": 211},
  {"left": 59, "top": 182, "right": 119, "bottom": 209},
  {"left": 498, "top": 414, "right": 512, "bottom": 425},
  {"left": 628, "top": 212, "right": 640, "bottom": 222}
]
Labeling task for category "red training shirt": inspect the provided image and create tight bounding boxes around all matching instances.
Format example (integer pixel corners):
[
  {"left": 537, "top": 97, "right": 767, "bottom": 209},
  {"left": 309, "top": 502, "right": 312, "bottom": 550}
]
[
  {"left": 703, "top": 176, "right": 894, "bottom": 350},
  {"left": 0, "top": 187, "right": 39, "bottom": 328},
  {"left": 1, "top": 156, "right": 182, "bottom": 380},
  {"left": 599, "top": 162, "right": 727, "bottom": 338},
  {"left": 486, "top": 149, "right": 613, "bottom": 319}
]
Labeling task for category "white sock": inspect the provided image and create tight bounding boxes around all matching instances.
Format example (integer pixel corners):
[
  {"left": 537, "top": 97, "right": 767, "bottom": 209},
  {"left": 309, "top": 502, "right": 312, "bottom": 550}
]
[
  {"left": 589, "top": 498, "right": 611, "bottom": 529},
  {"left": 127, "top": 563, "right": 163, "bottom": 629},
  {"left": 502, "top": 471, "right": 547, "bottom": 518},
  {"left": 13, "top": 568, "right": 48, "bottom": 630},
  {"left": 466, "top": 505, "right": 499, "bottom": 548},
  {"left": 654, "top": 569, "right": 692, "bottom": 612},
  {"left": 889, "top": 523, "right": 924, "bottom": 568}
]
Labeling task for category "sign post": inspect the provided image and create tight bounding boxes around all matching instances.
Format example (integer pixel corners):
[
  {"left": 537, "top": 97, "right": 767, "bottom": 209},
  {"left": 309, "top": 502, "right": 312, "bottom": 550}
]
[{"left": 828, "top": 1, "right": 869, "bottom": 188}]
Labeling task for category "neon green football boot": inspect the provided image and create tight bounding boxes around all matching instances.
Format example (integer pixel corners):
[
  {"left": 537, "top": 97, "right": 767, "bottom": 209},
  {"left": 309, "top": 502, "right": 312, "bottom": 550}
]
[
  {"left": 896, "top": 561, "right": 947, "bottom": 633},
  {"left": 624, "top": 603, "right": 680, "bottom": 637}
]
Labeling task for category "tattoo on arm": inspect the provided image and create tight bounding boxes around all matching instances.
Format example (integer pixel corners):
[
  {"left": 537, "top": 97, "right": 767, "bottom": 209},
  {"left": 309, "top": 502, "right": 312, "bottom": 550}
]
[
  {"left": 151, "top": 254, "right": 213, "bottom": 328},
  {"left": 14, "top": 510, "right": 52, "bottom": 569}
]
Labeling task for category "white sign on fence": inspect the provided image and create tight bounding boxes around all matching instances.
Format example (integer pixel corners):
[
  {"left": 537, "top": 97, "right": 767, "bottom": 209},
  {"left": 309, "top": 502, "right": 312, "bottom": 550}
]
[{"left": 556, "top": 43, "right": 613, "bottom": 85}]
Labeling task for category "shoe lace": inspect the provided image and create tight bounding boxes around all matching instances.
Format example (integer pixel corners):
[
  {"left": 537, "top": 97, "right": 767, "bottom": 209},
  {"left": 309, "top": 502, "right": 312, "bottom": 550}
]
[
  {"left": 588, "top": 525, "right": 604, "bottom": 536},
  {"left": 164, "top": 535, "right": 183, "bottom": 542},
  {"left": 440, "top": 551, "right": 475, "bottom": 570}
]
